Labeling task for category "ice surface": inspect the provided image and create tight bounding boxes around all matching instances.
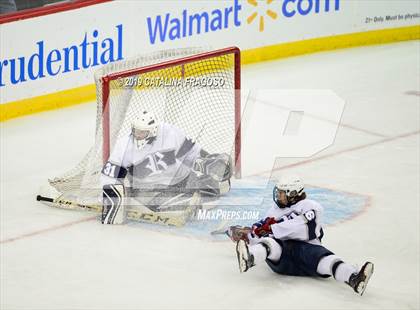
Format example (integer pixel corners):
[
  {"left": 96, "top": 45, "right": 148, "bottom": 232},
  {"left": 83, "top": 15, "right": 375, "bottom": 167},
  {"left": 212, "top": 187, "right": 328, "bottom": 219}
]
[{"left": 1, "top": 41, "right": 419, "bottom": 309}]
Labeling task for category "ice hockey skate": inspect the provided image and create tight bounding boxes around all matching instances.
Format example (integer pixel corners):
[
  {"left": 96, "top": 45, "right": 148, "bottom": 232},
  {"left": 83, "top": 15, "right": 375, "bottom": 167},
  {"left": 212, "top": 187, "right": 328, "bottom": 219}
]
[
  {"left": 347, "top": 262, "right": 374, "bottom": 295},
  {"left": 236, "top": 239, "right": 255, "bottom": 273}
]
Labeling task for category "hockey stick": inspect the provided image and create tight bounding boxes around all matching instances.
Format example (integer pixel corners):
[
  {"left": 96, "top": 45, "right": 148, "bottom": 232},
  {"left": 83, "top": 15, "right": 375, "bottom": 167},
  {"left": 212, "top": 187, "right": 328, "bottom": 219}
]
[
  {"left": 36, "top": 195, "right": 192, "bottom": 227},
  {"left": 210, "top": 219, "right": 230, "bottom": 236},
  {"left": 210, "top": 224, "right": 252, "bottom": 242},
  {"left": 210, "top": 227, "right": 230, "bottom": 236}
]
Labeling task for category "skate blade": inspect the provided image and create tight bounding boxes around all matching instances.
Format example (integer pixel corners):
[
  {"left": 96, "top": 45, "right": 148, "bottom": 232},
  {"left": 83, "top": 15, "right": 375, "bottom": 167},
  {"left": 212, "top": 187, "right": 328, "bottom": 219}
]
[
  {"left": 359, "top": 262, "right": 374, "bottom": 296},
  {"left": 236, "top": 240, "right": 249, "bottom": 273}
]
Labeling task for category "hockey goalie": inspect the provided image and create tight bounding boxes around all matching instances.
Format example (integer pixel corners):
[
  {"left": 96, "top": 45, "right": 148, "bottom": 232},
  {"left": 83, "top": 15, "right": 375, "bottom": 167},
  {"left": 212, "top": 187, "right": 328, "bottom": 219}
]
[{"left": 100, "top": 110, "right": 233, "bottom": 224}]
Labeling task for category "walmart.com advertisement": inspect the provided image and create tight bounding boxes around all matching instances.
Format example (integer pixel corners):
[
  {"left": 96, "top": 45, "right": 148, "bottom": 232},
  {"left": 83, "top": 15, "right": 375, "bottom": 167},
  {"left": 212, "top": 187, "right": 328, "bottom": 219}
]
[{"left": 0, "top": 0, "right": 419, "bottom": 104}]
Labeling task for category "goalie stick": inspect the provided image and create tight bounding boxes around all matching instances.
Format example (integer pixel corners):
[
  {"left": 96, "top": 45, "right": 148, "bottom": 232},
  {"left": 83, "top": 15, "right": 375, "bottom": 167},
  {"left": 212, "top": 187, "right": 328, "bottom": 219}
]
[{"left": 36, "top": 194, "right": 193, "bottom": 227}]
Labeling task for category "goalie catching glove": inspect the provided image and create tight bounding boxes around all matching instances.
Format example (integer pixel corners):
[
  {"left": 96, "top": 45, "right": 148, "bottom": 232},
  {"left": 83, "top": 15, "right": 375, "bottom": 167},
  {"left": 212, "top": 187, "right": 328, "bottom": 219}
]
[
  {"left": 191, "top": 153, "right": 232, "bottom": 195},
  {"left": 193, "top": 153, "right": 232, "bottom": 182},
  {"left": 102, "top": 184, "right": 125, "bottom": 224}
]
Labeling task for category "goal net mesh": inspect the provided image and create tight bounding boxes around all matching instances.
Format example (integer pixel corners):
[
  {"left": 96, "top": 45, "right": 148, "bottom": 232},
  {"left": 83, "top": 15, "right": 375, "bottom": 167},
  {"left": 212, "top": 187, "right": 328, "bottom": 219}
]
[{"left": 45, "top": 47, "right": 240, "bottom": 205}]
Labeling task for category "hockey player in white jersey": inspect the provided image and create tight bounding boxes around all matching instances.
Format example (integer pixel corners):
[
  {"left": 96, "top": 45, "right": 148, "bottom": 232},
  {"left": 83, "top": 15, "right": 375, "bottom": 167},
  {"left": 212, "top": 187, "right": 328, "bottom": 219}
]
[
  {"left": 100, "top": 110, "right": 232, "bottom": 224},
  {"left": 234, "top": 175, "right": 374, "bottom": 295}
]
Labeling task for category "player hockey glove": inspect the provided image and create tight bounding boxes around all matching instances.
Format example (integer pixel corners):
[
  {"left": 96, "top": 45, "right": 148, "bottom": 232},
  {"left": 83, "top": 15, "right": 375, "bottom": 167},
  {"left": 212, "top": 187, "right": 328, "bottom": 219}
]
[
  {"left": 227, "top": 225, "right": 252, "bottom": 242},
  {"left": 252, "top": 217, "right": 278, "bottom": 238}
]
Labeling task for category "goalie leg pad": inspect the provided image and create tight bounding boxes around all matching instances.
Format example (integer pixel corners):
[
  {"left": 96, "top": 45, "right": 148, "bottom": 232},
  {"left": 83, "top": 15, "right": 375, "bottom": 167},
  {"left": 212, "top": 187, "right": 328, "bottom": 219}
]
[
  {"left": 102, "top": 184, "right": 125, "bottom": 224},
  {"left": 148, "top": 191, "right": 201, "bottom": 212}
]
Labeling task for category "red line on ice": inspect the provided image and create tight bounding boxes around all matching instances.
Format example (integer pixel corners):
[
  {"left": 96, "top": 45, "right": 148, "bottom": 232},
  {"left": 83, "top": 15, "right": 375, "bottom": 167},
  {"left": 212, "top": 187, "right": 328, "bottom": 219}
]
[
  {"left": 0, "top": 216, "right": 96, "bottom": 244},
  {"left": 251, "top": 130, "right": 420, "bottom": 177}
]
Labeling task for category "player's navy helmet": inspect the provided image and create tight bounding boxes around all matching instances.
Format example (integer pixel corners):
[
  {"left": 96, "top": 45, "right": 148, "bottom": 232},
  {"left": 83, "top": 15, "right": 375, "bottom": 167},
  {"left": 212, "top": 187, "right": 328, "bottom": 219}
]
[
  {"left": 131, "top": 111, "right": 159, "bottom": 149},
  {"left": 273, "top": 175, "right": 305, "bottom": 208}
]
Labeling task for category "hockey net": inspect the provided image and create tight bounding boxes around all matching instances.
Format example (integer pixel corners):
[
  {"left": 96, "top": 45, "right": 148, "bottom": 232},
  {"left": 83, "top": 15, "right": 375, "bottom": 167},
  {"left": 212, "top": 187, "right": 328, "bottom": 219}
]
[{"left": 45, "top": 47, "right": 241, "bottom": 205}]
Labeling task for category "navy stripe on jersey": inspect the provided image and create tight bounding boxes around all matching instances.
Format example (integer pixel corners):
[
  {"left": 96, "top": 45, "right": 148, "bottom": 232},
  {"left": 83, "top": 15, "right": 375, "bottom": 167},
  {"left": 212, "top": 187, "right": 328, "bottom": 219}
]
[
  {"left": 303, "top": 210, "right": 317, "bottom": 240},
  {"left": 176, "top": 138, "right": 195, "bottom": 158},
  {"left": 307, "top": 220, "right": 317, "bottom": 240}
]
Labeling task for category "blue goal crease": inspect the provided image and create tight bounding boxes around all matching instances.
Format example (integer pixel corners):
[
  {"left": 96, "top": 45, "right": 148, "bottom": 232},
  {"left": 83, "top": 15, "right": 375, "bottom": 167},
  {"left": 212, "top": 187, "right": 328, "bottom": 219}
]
[{"left": 127, "top": 177, "right": 368, "bottom": 240}]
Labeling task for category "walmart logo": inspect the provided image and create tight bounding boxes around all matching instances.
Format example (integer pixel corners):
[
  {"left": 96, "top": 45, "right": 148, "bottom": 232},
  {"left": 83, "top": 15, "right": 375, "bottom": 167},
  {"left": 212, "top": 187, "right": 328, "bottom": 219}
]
[
  {"left": 146, "top": 0, "right": 340, "bottom": 44},
  {"left": 247, "top": 0, "right": 340, "bottom": 32},
  {"left": 247, "top": 0, "right": 278, "bottom": 32}
]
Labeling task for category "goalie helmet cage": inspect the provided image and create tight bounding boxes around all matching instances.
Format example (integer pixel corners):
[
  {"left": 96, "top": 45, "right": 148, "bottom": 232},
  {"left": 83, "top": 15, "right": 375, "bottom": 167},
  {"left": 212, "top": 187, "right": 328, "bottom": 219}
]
[{"left": 47, "top": 46, "right": 241, "bottom": 204}]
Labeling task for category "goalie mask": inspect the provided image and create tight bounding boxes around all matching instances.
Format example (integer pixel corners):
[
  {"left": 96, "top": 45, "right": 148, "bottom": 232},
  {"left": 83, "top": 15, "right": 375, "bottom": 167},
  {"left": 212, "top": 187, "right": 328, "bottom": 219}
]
[
  {"left": 131, "top": 111, "right": 159, "bottom": 149},
  {"left": 273, "top": 175, "right": 305, "bottom": 208}
]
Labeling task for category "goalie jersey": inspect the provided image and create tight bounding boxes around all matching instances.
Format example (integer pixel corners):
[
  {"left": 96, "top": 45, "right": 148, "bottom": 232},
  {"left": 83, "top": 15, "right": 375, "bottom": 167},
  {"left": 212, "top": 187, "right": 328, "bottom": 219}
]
[
  {"left": 100, "top": 123, "right": 201, "bottom": 189},
  {"left": 263, "top": 199, "right": 325, "bottom": 245}
]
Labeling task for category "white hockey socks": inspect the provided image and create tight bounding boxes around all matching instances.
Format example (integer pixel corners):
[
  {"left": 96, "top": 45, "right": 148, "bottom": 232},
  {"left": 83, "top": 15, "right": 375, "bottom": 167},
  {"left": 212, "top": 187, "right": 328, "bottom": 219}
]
[
  {"left": 249, "top": 244, "right": 267, "bottom": 265},
  {"left": 317, "top": 255, "right": 357, "bottom": 282},
  {"left": 102, "top": 184, "right": 125, "bottom": 224},
  {"left": 249, "top": 237, "right": 282, "bottom": 264}
]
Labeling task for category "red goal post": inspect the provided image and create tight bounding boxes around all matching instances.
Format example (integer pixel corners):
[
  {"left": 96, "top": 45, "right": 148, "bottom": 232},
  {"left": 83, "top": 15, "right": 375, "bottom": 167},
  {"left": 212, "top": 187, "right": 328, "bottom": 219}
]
[{"left": 101, "top": 47, "right": 242, "bottom": 178}]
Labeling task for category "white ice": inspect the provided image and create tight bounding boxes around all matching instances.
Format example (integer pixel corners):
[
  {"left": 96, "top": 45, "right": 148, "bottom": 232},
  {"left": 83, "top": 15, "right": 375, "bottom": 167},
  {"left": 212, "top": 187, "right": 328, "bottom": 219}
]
[{"left": 1, "top": 41, "right": 419, "bottom": 309}]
